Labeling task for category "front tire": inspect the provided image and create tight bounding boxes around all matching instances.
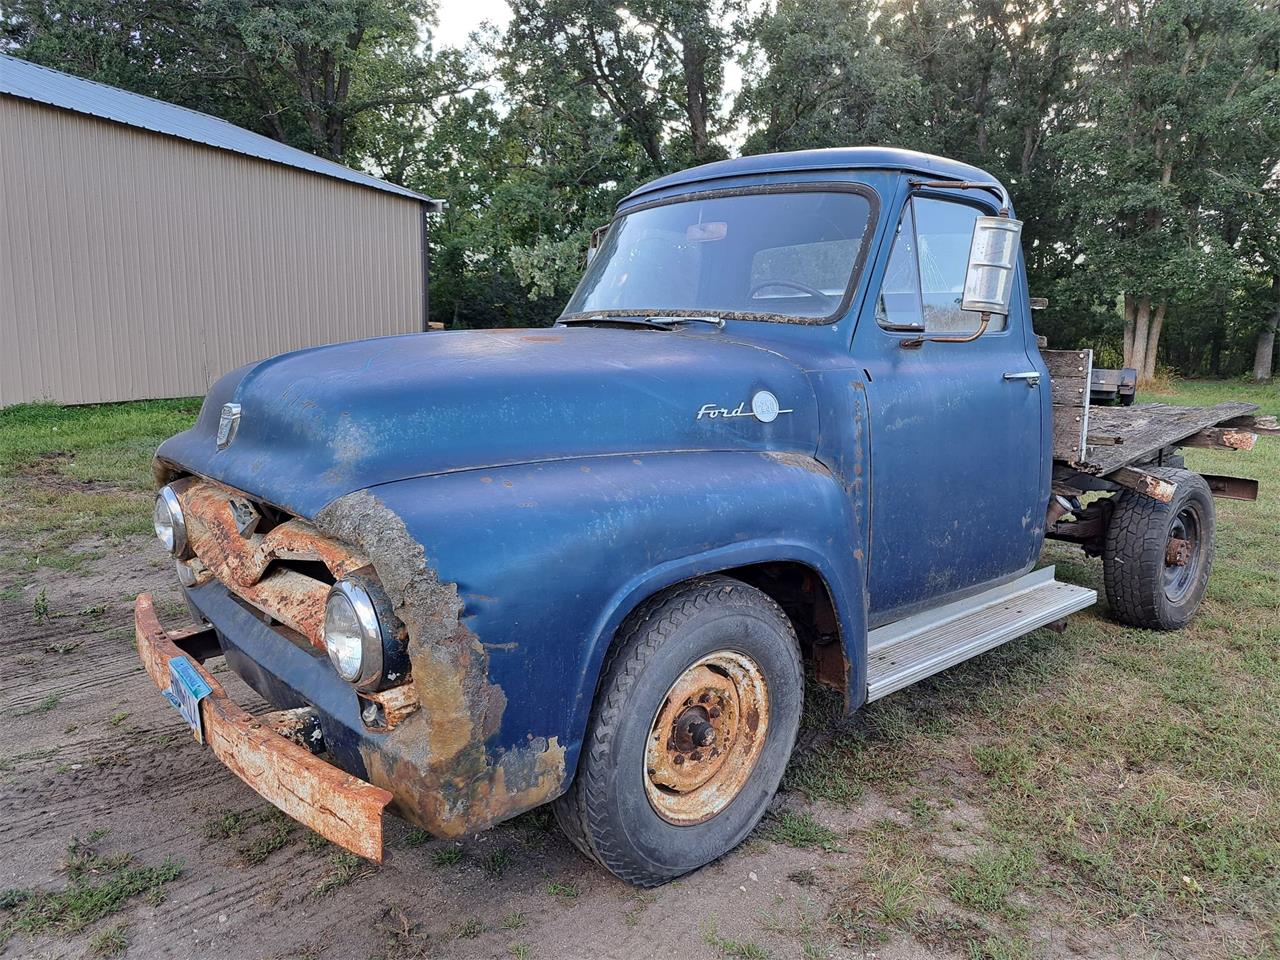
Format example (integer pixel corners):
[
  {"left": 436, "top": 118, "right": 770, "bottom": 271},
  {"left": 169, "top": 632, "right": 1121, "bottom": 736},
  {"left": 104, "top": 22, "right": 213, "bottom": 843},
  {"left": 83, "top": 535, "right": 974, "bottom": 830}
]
[
  {"left": 554, "top": 575, "right": 803, "bottom": 887},
  {"left": 1102, "top": 466, "right": 1215, "bottom": 630}
]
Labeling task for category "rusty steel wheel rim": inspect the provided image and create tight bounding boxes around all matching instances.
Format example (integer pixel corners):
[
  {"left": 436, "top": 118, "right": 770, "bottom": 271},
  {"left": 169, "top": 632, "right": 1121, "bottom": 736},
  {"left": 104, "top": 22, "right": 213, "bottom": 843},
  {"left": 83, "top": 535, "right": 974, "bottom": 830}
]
[{"left": 644, "top": 650, "right": 769, "bottom": 825}]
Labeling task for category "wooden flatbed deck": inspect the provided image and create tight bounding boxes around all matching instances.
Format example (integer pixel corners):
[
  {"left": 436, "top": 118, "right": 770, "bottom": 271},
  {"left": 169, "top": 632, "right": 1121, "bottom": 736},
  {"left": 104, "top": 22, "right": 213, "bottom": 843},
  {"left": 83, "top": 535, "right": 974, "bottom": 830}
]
[
  {"left": 1071, "top": 401, "right": 1259, "bottom": 474},
  {"left": 1045, "top": 347, "right": 1264, "bottom": 479}
]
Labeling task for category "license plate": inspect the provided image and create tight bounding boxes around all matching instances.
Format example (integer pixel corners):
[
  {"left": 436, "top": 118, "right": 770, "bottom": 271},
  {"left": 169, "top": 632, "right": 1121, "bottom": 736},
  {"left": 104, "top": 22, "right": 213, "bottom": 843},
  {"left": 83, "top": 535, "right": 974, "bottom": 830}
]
[{"left": 162, "top": 656, "right": 213, "bottom": 743}]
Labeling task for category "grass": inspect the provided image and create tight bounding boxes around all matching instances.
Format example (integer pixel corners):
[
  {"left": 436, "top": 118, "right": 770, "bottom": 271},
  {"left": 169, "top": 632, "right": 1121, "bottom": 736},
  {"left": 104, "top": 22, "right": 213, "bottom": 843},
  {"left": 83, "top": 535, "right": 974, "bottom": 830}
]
[
  {"left": 88, "top": 921, "right": 129, "bottom": 957},
  {"left": 704, "top": 918, "right": 772, "bottom": 959},
  {"left": 792, "top": 378, "right": 1280, "bottom": 955},
  {"left": 0, "top": 838, "right": 181, "bottom": 948},
  {"left": 313, "top": 852, "right": 365, "bottom": 896},
  {"left": 760, "top": 811, "right": 841, "bottom": 851},
  {"left": 203, "top": 807, "right": 297, "bottom": 866},
  {"left": 0, "top": 398, "right": 199, "bottom": 570}
]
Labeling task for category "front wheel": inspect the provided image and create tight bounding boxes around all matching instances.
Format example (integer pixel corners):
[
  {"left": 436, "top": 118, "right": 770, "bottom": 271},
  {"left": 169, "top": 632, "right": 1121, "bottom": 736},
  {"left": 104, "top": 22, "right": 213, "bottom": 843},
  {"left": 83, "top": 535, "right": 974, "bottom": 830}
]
[
  {"left": 554, "top": 575, "right": 803, "bottom": 886},
  {"left": 1102, "top": 466, "right": 1215, "bottom": 630}
]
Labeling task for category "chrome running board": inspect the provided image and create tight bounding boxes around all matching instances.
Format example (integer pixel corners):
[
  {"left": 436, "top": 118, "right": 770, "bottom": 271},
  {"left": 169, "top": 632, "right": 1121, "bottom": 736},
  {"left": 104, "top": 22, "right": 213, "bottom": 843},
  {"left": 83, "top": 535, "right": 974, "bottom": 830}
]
[{"left": 865, "top": 567, "right": 1096, "bottom": 702}]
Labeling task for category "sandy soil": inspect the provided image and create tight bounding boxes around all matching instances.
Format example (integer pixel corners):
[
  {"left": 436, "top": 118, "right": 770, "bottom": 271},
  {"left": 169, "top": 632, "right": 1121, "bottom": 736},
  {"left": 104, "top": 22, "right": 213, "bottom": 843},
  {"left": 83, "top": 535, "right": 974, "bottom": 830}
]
[{"left": 0, "top": 535, "right": 974, "bottom": 960}]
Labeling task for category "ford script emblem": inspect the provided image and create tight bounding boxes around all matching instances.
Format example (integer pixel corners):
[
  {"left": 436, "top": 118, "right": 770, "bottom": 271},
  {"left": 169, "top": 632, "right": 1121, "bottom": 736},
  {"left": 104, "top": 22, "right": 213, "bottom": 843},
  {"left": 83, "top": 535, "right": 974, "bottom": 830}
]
[
  {"left": 696, "top": 391, "right": 793, "bottom": 423},
  {"left": 216, "top": 402, "right": 241, "bottom": 450}
]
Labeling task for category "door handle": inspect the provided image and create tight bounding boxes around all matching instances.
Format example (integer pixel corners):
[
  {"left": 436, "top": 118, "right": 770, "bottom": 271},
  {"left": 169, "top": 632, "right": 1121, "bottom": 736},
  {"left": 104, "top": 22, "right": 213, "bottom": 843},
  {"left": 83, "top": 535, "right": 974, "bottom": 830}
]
[{"left": 1003, "top": 371, "right": 1041, "bottom": 387}]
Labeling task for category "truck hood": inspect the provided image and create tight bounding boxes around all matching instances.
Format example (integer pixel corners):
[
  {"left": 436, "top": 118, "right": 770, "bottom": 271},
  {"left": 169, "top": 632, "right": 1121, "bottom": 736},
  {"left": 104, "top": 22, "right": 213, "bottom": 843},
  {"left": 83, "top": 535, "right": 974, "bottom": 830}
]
[{"left": 157, "top": 328, "right": 820, "bottom": 518}]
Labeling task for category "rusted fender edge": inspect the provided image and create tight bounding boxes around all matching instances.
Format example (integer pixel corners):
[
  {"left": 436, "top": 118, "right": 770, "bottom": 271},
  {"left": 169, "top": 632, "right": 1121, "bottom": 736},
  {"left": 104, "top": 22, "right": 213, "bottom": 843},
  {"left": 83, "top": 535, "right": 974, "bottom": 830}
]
[
  {"left": 315, "top": 490, "right": 567, "bottom": 838},
  {"left": 134, "top": 594, "right": 393, "bottom": 861}
]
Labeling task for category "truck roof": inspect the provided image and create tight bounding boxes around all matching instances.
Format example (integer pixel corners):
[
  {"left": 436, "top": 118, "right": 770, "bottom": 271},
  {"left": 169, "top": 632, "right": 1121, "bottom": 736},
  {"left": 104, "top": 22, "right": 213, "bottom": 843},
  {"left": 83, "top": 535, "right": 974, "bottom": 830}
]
[{"left": 622, "top": 146, "right": 1003, "bottom": 206}]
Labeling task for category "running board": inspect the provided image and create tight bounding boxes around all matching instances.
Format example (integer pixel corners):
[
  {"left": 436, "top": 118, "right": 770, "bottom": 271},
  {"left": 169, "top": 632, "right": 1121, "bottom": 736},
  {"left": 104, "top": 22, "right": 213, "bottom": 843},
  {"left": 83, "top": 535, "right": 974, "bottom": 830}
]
[{"left": 865, "top": 567, "right": 1095, "bottom": 702}]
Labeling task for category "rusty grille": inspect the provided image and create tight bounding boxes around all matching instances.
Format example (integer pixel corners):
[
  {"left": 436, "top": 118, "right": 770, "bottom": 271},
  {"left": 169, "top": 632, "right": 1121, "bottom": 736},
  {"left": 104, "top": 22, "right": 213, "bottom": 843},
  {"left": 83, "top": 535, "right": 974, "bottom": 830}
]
[{"left": 172, "top": 477, "right": 370, "bottom": 651}]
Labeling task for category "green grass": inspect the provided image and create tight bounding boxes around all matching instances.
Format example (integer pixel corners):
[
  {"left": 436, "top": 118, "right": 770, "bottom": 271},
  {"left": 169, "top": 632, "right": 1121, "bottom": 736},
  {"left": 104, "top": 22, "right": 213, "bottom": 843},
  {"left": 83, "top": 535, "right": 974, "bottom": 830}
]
[
  {"left": 797, "top": 378, "right": 1280, "bottom": 955},
  {"left": 0, "top": 839, "right": 180, "bottom": 948},
  {"left": 313, "top": 851, "right": 364, "bottom": 896},
  {"left": 760, "top": 811, "right": 841, "bottom": 851},
  {"left": 704, "top": 918, "right": 772, "bottom": 959},
  {"left": 0, "top": 398, "right": 199, "bottom": 569},
  {"left": 88, "top": 921, "right": 129, "bottom": 957}
]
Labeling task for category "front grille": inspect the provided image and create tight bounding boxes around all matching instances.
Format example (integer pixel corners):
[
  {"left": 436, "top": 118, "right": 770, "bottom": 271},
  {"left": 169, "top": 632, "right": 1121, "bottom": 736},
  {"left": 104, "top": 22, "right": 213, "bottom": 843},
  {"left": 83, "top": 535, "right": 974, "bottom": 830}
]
[{"left": 172, "top": 477, "right": 369, "bottom": 651}]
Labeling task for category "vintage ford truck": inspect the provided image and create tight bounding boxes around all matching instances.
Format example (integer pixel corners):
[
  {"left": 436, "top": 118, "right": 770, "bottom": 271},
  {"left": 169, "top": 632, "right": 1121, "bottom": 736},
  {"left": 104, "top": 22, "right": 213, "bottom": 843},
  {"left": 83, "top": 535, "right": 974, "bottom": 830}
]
[{"left": 136, "top": 147, "right": 1269, "bottom": 887}]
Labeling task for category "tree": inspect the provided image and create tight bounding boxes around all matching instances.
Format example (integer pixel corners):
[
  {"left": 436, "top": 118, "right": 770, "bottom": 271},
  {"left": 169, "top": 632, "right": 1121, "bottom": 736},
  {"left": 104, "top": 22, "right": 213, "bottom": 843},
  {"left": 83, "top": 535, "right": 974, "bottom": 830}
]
[
  {"left": 1058, "top": 0, "right": 1278, "bottom": 382},
  {"left": 3, "top": 0, "right": 472, "bottom": 163}
]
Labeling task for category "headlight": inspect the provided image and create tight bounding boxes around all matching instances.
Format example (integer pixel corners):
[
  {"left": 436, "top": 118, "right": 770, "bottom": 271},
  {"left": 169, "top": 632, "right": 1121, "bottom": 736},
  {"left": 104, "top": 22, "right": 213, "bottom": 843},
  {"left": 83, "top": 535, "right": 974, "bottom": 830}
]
[
  {"left": 153, "top": 486, "right": 191, "bottom": 559},
  {"left": 324, "top": 580, "right": 384, "bottom": 686}
]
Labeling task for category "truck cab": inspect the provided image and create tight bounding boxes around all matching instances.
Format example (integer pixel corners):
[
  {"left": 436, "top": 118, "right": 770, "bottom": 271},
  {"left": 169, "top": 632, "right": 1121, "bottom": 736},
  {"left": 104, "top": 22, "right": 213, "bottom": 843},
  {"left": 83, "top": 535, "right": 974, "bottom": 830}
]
[{"left": 136, "top": 147, "right": 1260, "bottom": 886}]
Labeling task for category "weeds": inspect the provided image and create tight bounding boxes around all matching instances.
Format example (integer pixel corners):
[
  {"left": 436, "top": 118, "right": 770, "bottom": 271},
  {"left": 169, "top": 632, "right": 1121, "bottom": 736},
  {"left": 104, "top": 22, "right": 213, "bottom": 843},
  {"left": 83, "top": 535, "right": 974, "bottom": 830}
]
[
  {"left": 761, "top": 811, "right": 841, "bottom": 851},
  {"left": 89, "top": 921, "right": 129, "bottom": 957},
  {"left": 0, "top": 838, "right": 180, "bottom": 948},
  {"left": 703, "top": 918, "right": 770, "bottom": 959},
  {"left": 546, "top": 880, "right": 580, "bottom": 898},
  {"left": 431, "top": 847, "right": 463, "bottom": 867},
  {"left": 314, "top": 852, "right": 365, "bottom": 897}
]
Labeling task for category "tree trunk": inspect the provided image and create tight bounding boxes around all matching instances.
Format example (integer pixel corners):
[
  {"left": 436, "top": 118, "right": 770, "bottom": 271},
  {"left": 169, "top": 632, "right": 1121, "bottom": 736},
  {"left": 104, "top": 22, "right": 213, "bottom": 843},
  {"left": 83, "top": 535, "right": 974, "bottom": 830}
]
[
  {"left": 1254, "top": 276, "right": 1280, "bottom": 382},
  {"left": 680, "top": 31, "right": 711, "bottom": 159},
  {"left": 1142, "top": 301, "right": 1165, "bottom": 382},
  {"left": 1129, "top": 295, "right": 1151, "bottom": 377},
  {"left": 1123, "top": 294, "right": 1136, "bottom": 365}
]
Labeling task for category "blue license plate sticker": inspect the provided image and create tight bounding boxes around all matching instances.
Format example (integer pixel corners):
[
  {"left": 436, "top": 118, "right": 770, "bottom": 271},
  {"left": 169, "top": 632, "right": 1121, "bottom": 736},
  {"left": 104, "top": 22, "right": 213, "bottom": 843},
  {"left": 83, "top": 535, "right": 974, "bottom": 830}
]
[{"left": 163, "top": 655, "right": 213, "bottom": 743}]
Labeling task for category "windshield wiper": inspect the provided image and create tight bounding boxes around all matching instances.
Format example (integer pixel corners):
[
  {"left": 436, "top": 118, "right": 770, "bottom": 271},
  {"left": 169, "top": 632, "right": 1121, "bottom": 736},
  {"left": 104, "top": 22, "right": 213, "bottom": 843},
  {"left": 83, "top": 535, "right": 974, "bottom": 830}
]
[
  {"left": 559, "top": 315, "right": 676, "bottom": 329},
  {"left": 648, "top": 315, "right": 726, "bottom": 329},
  {"left": 558, "top": 314, "right": 725, "bottom": 330}
]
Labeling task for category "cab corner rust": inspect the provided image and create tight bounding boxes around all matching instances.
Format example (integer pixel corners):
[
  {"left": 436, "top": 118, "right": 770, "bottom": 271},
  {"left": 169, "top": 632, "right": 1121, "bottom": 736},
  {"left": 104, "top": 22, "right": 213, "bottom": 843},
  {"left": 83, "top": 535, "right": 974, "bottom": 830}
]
[{"left": 315, "top": 490, "right": 567, "bottom": 836}]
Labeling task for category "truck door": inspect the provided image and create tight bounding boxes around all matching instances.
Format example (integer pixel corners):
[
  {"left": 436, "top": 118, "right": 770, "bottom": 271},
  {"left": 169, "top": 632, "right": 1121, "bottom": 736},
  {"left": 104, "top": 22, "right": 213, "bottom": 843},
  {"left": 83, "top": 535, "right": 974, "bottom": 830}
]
[{"left": 853, "top": 191, "right": 1045, "bottom": 625}]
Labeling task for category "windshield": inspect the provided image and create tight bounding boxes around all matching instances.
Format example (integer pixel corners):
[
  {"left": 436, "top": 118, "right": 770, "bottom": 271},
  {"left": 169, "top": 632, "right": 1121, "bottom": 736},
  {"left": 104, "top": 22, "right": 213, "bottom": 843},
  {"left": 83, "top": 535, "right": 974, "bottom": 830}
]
[{"left": 562, "top": 188, "right": 874, "bottom": 322}]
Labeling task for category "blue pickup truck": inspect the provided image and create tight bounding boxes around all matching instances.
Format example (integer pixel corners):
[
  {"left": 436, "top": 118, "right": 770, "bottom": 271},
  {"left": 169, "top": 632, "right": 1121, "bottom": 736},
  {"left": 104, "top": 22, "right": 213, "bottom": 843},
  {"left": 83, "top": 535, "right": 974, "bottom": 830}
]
[{"left": 136, "top": 147, "right": 1266, "bottom": 886}]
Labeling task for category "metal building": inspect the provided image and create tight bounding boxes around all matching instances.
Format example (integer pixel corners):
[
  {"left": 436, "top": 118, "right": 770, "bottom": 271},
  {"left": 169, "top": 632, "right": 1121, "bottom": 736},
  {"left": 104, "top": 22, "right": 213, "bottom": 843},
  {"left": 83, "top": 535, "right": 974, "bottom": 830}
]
[{"left": 0, "top": 54, "right": 443, "bottom": 406}]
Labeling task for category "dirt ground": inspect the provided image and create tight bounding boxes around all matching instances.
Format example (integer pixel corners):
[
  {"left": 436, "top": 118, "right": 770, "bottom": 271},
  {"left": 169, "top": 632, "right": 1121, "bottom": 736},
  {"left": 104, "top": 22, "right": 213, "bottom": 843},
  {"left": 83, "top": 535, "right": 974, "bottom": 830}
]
[
  {"left": 0, "top": 535, "right": 954, "bottom": 960},
  {"left": 3, "top": 440, "right": 1277, "bottom": 960}
]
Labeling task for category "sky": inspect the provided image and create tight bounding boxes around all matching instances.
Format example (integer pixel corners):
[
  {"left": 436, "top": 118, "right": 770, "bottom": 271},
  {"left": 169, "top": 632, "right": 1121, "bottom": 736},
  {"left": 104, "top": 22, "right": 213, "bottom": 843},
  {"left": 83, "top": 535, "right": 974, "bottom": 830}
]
[{"left": 434, "top": 0, "right": 512, "bottom": 50}]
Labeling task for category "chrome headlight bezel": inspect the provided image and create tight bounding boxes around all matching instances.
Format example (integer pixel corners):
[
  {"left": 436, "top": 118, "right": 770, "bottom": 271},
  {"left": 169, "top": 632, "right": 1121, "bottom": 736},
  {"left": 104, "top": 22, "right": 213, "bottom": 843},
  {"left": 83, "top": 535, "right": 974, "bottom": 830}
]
[
  {"left": 324, "top": 579, "right": 385, "bottom": 687},
  {"left": 154, "top": 485, "right": 192, "bottom": 560}
]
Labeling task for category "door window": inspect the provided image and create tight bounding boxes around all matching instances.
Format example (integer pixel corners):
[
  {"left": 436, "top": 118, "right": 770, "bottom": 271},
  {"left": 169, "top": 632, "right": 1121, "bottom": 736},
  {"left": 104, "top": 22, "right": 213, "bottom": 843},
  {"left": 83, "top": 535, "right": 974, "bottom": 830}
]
[{"left": 876, "top": 198, "right": 1006, "bottom": 334}]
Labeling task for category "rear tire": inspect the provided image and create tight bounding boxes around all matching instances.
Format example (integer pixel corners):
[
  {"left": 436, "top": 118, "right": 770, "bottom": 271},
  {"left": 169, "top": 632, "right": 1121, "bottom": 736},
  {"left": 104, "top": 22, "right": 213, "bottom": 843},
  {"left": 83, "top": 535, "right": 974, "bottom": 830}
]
[
  {"left": 554, "top": 575, "right": 803, "bottom": 887},
  {"left": 1102, "top": 466, "right": 1214, "bottom": 630}
]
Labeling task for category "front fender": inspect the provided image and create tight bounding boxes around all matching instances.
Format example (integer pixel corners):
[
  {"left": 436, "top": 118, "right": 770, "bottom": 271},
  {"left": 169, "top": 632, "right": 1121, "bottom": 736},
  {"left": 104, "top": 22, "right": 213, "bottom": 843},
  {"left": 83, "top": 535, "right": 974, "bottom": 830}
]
[{"left": 317, "top": 450, "right": 866, "bottom": 832}]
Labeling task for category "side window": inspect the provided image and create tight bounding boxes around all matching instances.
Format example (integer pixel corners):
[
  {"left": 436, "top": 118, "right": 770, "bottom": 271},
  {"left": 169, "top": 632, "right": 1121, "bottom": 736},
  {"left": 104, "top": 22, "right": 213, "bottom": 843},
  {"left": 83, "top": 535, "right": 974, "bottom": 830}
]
[
  {"left": 914, "top": 197, "right": 1005, "bottom": 332},
  {"left": 875, "top": 203, "right": 922, "bottom": 329}
]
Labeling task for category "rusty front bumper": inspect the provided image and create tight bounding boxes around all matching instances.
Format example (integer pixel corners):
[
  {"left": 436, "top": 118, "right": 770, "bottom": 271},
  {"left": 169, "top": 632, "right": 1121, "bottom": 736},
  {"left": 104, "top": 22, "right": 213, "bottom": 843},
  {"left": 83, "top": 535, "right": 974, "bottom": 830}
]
[{"left": 133, "top": 593, "right": 393, "bottom": 861}]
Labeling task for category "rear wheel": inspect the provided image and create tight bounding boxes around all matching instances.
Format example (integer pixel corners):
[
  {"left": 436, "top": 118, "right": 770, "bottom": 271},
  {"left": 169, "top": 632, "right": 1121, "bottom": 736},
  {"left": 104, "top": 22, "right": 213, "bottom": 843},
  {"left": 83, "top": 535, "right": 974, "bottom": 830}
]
[
  {"left": 554, "top": 575, "right": 803, "bottom": 887},
  {"left": 1102, "top": 466, "right": 1214, "bottom": 630}
]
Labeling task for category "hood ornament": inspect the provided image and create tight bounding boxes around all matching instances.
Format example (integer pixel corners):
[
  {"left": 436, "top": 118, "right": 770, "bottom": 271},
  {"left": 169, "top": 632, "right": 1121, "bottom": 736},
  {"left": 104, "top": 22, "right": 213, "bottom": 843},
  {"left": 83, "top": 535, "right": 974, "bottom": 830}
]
[
  {"left": 216, "top": 402, "right": 241, "bottom": 450},
  {"left": 697, "top": 391, "right": 792, "bottom": 424}
]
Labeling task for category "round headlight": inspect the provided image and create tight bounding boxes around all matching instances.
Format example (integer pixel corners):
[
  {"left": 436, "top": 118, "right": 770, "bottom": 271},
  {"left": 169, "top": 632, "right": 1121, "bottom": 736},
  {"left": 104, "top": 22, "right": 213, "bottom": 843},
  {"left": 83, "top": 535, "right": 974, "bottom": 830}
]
[
  {"left": 154, "top": 486, "right": 190, "bottom": 559},
  {"left": 324, "top": 580, "right": 384, "bottom": 685}
]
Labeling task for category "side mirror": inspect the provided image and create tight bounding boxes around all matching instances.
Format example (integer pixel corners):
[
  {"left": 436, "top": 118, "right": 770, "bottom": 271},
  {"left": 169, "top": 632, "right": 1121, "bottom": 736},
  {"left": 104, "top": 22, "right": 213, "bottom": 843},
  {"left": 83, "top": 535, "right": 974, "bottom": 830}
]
[
  {"left": 961, "top": 216, "right": 1023, "bottom": 316},
  {"left": 586, "top": 223, "right": 609, "bottom": 265}
]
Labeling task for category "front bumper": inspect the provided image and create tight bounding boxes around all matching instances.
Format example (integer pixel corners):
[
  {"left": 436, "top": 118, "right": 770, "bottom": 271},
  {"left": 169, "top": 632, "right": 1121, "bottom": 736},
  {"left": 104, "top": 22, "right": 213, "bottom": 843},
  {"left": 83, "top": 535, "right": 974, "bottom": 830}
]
[{"left": 133, "top": 593, "right": 393, "bottom": 861}]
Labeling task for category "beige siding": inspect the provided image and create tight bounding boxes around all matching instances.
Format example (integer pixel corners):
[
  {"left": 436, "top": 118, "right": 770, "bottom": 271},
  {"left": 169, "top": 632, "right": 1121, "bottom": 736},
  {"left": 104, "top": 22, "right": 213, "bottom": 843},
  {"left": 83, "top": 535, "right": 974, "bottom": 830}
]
[{"left": 0, "top": 96, "right": 425, "bottom": 406}]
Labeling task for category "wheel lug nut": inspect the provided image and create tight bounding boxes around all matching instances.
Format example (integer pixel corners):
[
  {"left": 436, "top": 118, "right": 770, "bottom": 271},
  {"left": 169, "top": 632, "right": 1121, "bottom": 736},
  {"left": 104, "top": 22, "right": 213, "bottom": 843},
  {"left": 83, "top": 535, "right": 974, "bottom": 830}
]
[
  {"left": 708, "top": 707, "right": 721, "bottom": 718},
  {"left": 710, "top": 747, "right": 720, "bottom": 758},
  {"left": 673, "top": 754, "right": 685, "bottom": 765},
  {"left": 699, "top": 693, "right": 710, "bottom": 703},
  {"left": 647, "top": 767, "right": 656, "bottom": 776},
  {"left": 690, "top": 751, "right": 702, "bottom": 762}
]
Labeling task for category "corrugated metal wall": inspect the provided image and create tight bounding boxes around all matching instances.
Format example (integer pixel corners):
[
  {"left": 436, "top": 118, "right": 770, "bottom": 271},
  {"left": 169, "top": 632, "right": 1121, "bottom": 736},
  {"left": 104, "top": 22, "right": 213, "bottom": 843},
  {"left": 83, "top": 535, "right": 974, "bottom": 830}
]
[{"left": 0, "top": 96, "right": 426, "bottom": 406}]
